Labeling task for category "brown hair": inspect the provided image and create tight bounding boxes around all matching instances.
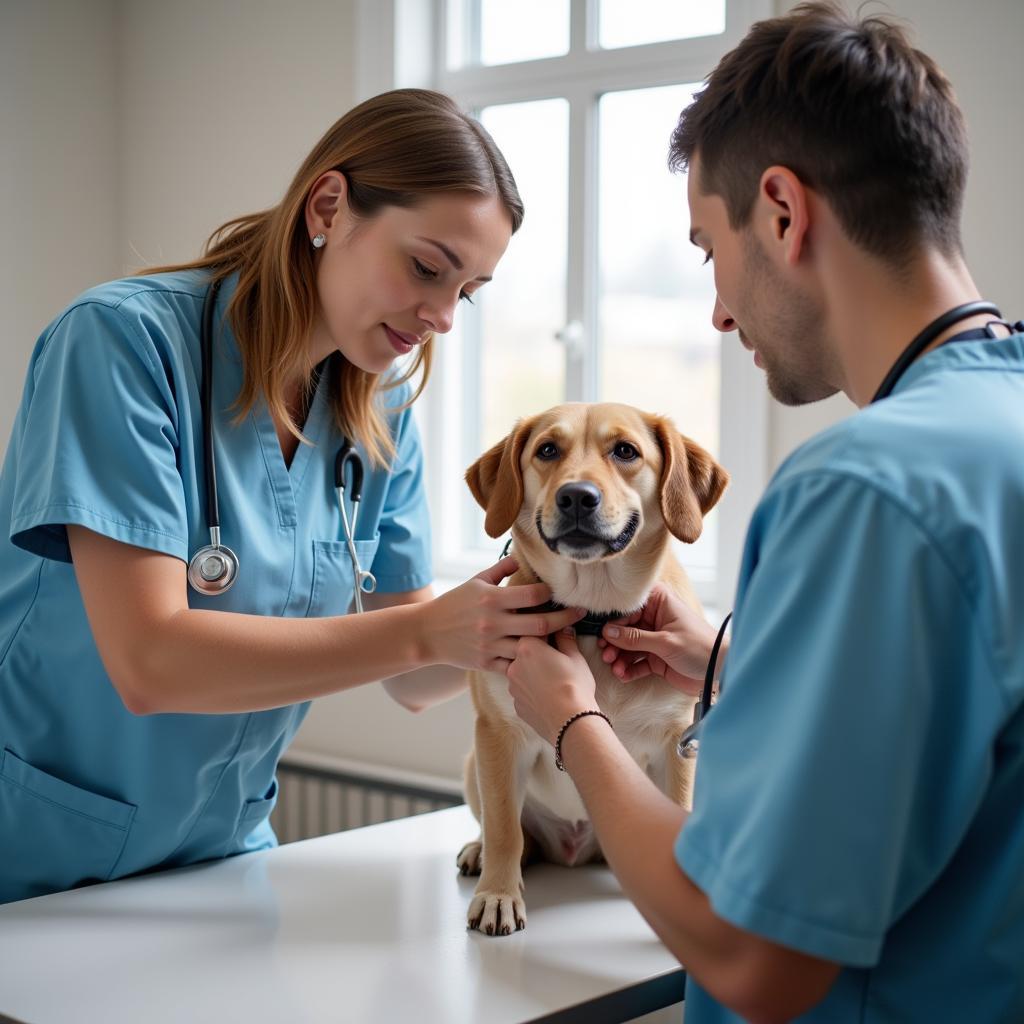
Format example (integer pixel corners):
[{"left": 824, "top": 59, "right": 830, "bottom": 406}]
[
  {"left": 669, "top": 1, "right": 968, "bottom": 266},
  {"left": 147, "top": 89, "right": 523, "bottom": 466}
]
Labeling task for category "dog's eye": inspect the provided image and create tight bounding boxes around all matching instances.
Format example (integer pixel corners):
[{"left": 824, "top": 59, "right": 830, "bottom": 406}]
[
  {"left": 613, "top": 442, "right": 640, "bottom": 462},
  {"left": 536, "top": 442, "right": 559, "bottom": 460}
]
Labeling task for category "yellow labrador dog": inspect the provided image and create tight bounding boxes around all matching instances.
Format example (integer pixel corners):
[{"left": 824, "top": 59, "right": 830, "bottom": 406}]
[{"left": 458, "top": 402, "right": 728, "bottom": 935}]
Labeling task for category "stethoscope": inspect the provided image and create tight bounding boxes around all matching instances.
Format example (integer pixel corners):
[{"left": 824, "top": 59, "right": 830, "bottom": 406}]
[
  {"left": 678, "top": 300, "right": 1023, "bottom": 756},
  {"left": 333, "top": 438, "right": 377, "bottom": 612},
  {"left": 187, "top": 279, "right": 378, "bottom": 610},
  {"left": 870, "top": 300, "right": 1021, "bottom": 402}
]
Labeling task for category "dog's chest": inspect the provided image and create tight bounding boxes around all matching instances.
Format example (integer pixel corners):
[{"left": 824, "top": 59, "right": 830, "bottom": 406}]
[
  {"left": 581, "top": 636, "right": 694, "bottom": 740},
  {"left": 514, "top": 638, "right": 695, "bottom": 864},
  {"left": 519, "top": 637, "right": 693, "bottom": 802}
]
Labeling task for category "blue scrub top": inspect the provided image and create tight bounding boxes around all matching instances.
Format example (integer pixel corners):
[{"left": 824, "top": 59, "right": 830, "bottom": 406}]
[
  {"left": 677, "top": 334, "right": 1024, "bottom": 1022},
  {"left": 0, "top": 270, "right": 433, "bottom": 904}
]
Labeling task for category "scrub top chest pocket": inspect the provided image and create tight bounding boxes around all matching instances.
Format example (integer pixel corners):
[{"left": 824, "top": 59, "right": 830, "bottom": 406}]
[{"left": 307, "top": 536, "right": 381, "bottom": 617}]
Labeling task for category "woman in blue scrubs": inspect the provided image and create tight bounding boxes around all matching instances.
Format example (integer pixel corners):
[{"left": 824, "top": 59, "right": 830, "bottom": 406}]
[{"left": 0, "top": 89, "right": 581, "bottom": 904}]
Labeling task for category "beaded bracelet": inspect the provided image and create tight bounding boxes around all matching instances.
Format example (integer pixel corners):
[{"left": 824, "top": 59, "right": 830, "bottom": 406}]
[{"left": 554, "top": 709, "right": 613, "bottom": 771}]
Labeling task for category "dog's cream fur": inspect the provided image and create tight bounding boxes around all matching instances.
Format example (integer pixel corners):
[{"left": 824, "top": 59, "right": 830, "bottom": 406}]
[{"left": 458, "top": 402, "right": 729, "bottom": 936}]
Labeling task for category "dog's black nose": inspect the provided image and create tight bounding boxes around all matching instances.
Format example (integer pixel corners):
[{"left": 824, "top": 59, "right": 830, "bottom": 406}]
[{"left": 556, "top": 481, "right": 602, "bottom": 518}]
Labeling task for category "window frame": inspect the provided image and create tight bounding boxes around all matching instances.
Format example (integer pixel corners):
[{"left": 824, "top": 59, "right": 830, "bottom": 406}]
[{"left": 356, "top": 0, "right": 772, "bottom": 610}]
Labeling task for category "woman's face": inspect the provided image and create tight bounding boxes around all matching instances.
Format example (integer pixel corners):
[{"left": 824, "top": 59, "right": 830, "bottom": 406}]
[{"left": 307, "top": 176, "right": 514, "bottom": 374}]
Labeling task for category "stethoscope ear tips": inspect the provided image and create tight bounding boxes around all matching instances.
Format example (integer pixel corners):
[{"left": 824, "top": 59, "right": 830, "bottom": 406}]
[{"left": 187, "top": 543, "right": 239, "bottom": 595}]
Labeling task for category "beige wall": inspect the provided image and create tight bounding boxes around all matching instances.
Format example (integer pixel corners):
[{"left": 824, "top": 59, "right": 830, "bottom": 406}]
[
  {"left": 0, "top": 0, "right": 120, "bottom": 448},
  {"left": 2, "top": 0, "right": 1022, "bottom": 783},
  {"left": 117, "top": 0, "right": 358, "bottom": 270},
  {"left": 0, "top": 0, "right": 357, "bottom": 456}
]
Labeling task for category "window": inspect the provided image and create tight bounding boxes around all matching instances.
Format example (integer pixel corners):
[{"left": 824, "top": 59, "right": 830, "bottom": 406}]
[
  {"left": 599, "top": 0, "right": 726, "bottom": 48},
  {"left": 446, "top": 0, "right": 571, "bottom": 67},
  {"left": 364, "top": 0, "right": 772, "bottom": 609}
]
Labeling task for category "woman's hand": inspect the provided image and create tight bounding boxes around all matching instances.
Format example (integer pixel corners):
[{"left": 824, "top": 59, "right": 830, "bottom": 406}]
[
  {"left": 507, "top": 631, "right": 596, "bottom": 746},
  {"left": 422, "top": 556, "right": 583, "bottom": 675},
  {"left": 598, "top": 584, "right": 725, "bottom": 697}
]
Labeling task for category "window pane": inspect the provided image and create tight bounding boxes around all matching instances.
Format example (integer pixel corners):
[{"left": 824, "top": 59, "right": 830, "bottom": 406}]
[
  {"left": 599, "top": 0, "right": 725, "bottom": 49},
  {"left": 447, "top": 0, "right": 570, "bottom": 69},
  {"left": 479, "top": 99, "right": 568, "bottom": 447},
  {"left": 598, "top": 84, "right": 720, "bottom": 573},
  {"left": 466, "top": 99, "right": 569, "bottom": 545}
]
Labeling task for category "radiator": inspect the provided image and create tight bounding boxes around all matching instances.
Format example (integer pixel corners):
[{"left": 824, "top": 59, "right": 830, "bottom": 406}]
[{"left": 270, "top": 751, "right": 465, "bottom": 844}]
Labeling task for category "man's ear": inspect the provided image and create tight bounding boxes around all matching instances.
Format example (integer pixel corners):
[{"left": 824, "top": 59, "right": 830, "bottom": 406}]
[
  {"left": 759, "top": 164, "right": 810, "bottom": 267},
  {"left": 649, "top": 416, "right": 730, "bottom": 543},
  {"left": 465, "top": 418, "right": 535, "bottom": 538}
]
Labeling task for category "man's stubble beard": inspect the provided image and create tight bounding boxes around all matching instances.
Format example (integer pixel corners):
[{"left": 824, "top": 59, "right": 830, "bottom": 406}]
[{"left": 741, "top": 231, "right": 836, "bottom": 407}]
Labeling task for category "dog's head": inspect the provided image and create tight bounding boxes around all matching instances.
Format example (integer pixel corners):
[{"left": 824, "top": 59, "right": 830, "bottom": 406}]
[{"left": 466, "top": 403, "right": 728, "bottom": 605}]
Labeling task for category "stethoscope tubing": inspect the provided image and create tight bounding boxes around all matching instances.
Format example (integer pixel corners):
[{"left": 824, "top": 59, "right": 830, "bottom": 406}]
[
  {"left": 201, "top": 277, "right": 223, "bottom": 533},
  {"left": 870, "top": 301, "right": 1003, "bottom": 403},
  {"left": 334, "top": 440, "right": 378, "bottom": 612},
  {"left": 187, "top": 278, "right": 240, "bottom": 595},
  {"left": 188, "top": 278, "right": 376, "bottom": 605}
]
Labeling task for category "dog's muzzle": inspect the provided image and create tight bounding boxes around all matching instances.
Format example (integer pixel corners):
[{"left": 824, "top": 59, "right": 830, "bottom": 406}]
[{"left": 536, "top": 482, "right": 640, "bottom": 558}]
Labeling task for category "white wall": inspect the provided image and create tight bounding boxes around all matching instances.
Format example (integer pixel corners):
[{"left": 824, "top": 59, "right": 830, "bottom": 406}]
[
  {"left": 117, "top": 0, "right": 358, "bottom": 269},
  {"left": 768, "top": 0, "right": 1024, "bottom": 467},
  {"left": 0, "top": 0, "right": 119, "bottom": 451},
  {"left": 3, "top": 0, "right": 1022, "bottom": 785},
  {"left": 0, "top": 0, "right": 358, "bottom": 454}
]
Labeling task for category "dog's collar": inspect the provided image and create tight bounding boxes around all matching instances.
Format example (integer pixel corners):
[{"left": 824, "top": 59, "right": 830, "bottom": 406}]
[
  {"left": 518, "top": 600, "right": 626, "bottom": 637},
  {"left": 503, "top": 544, "right": 627, "bottom": 636}
]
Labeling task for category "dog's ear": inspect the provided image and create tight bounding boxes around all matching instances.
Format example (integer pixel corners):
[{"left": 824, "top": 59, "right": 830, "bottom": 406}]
[
  {"left": 649, "top": 416, "right": 730, "bottom": 543},
  {"left": 465, "top": 418, "right": 535, "bottom": 538}
]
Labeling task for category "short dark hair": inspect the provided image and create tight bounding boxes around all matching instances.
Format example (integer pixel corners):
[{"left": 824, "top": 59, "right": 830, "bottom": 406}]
[{"left": 670, "top": 1, "right": 968, "bottom": 265}]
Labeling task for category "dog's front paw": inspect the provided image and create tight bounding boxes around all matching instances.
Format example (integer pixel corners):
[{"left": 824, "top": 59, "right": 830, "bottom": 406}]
[
  {"left": 467, "top": 888, "right": 526, "bottom": 936},
  {"left": 456, "top": 840, "right": 483, "bottom": 876}
]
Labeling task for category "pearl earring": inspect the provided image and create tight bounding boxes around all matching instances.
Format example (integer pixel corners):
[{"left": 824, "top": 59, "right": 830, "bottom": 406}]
[{"left": 312, "top": 233, "right": 326, "bottom": 249}]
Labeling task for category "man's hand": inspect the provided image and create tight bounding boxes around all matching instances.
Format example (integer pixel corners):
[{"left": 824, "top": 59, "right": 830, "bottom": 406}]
[
  {"left": 598, "top": 584, "right": 724, "bottom": 696},
  {"left": 507, "top": 630, "right": 597, "bottom": 745}
]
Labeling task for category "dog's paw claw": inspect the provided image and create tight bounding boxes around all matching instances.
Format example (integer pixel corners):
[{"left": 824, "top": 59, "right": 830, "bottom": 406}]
[
  {"left": 467, "top": 889, "right": 527, "bottom": 937},
  {"left": 456, "top": 840, "right": 483, "bottom": 876}
]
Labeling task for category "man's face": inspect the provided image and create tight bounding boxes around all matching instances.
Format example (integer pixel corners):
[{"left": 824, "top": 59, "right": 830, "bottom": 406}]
[{"left": 686, "top": 155, "right": 835, "bottom": 406}]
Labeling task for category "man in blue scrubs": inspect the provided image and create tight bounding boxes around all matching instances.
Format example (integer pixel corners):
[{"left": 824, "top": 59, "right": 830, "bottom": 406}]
[{"left": 505, "top": 3, "right": 1024, "bottom": 1021}]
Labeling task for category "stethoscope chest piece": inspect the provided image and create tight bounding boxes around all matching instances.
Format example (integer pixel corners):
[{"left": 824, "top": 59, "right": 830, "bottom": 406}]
[
  {"left": 188, "top": 531, "right": 239, "bottom": 595},
  {"left": 189, "top": 278, "right": 241, "bottom": 598}
]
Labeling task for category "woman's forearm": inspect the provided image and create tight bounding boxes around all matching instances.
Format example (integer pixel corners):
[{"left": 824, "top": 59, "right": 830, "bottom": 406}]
[
  {"left": 382, "top": 664, "right": 469, "bottom": 712},
  {"left": 132, "top": 602, "right": 436, "bottom": 714},
  {"left": 69, "top": 527, "right": 551, "bottom": 717}
]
